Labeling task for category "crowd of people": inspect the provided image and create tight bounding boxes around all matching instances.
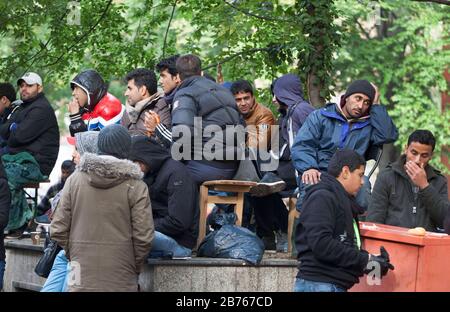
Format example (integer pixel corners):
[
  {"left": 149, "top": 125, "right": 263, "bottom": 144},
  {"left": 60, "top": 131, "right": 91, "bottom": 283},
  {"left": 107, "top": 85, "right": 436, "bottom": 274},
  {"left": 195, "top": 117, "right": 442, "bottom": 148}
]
[{"left": 0, "top": 53, "right": 449, "bottom": 292}]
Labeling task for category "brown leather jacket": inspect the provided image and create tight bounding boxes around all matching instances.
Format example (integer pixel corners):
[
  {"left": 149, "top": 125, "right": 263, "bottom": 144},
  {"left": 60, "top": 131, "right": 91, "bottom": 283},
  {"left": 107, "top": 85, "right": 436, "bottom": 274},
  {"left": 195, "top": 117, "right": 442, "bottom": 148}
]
[{"left": 244, "top": 102, "right": 275, "bottom": 149}]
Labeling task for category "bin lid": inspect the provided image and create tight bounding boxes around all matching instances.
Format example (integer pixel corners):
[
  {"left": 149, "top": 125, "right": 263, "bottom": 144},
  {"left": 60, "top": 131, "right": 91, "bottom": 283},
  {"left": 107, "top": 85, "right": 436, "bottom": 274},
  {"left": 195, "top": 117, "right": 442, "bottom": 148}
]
[{"left": 359, "top": 222, "right": 450, "bottom": 246}]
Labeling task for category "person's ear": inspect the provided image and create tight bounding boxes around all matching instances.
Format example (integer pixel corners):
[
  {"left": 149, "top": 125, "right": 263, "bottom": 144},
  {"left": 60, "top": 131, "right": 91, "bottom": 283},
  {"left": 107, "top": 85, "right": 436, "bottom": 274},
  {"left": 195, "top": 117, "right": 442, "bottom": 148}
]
[
  {"left": 341, "top": 166, "right": 350, "bottom": 179},
  {"left": 404, "top": 144, "right": 408, "bottom": 154},
  {"left": 38, "top": 85, "right": 43, "bottom": 93},
  {"left": 140, "top": 85, "right": 149, "bottom": 97}
]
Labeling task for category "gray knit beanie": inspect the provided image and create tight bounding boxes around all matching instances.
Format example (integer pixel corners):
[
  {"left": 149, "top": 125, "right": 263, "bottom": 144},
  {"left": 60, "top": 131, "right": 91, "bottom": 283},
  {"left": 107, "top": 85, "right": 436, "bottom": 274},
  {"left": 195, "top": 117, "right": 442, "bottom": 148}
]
[
  {"left": 75, "top": 131, "right": 99, "bottom": 155},
  {"left": 97, "top": 124, "right": 131, "bottom": 159}
]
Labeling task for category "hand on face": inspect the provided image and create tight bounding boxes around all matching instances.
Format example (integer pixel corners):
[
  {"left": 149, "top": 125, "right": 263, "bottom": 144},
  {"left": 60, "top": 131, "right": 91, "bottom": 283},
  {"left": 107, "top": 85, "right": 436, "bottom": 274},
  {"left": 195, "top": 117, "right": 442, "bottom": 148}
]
[
  {"left": 69, "top": 97, "right": 80, "bottom": 114},
  {"left": 404, "top": 160, "right": 429, "bottom": 189}
]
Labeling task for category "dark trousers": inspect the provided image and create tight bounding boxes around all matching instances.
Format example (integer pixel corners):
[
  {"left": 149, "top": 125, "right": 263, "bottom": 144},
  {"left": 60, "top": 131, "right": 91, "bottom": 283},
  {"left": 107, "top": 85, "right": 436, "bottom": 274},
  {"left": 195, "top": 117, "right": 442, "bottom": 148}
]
[{"left": 247, "top": 193, "right": 288, "bottom": 237}]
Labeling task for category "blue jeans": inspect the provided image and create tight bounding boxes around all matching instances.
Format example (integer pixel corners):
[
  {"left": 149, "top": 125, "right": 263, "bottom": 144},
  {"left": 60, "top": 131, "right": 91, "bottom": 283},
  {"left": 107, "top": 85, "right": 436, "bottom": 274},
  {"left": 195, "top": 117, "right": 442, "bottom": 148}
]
[
  {"left": 41, "top": 249, "right": 69, "bottom": 292},
  {"left": 293, "top": 278, "right": 346, "bottom": 292},
  {"left": 0, "top": 259, "right": 5, "bottom": 290},
  {"left": 149, "top": 231, "right": 192, "bottom": 259}
]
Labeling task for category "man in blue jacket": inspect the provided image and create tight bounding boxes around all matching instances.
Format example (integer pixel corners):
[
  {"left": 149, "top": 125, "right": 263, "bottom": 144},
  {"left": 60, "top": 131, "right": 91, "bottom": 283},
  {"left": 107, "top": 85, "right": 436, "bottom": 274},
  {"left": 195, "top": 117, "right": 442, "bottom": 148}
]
[{"left": 292, "top": 80, "right": 398, "bottom": 211}]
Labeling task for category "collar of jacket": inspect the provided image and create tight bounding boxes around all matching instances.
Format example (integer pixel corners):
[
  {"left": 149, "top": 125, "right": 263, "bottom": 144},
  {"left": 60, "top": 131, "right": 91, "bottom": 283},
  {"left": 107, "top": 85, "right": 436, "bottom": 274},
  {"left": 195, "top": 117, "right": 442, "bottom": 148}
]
[
  {"left": 178, "top": 75, "right": 201, "bottom": 90},
  {"left": 391, "top": 154, "right": 439, "bottom": 181},
  {"left": 243, "top": 101, "right": 260, "bottom": 119},
  {"left": 22, "top": 92, "right": 45, "bottom": 105},
  {"left": 307, "top": 172, "right": 364, "bottom": 216},
  {"left": 79, "top": 153, "right": 143, "bottom": 178},
  {"left": 164, "top": 87, "right": 177, "bottom": 106},
  {"left": 320, "top": 103, "right": 371, "bottom": 130},
  {"left": 126, "top": 92, "right": 162, "bottom": 123}
]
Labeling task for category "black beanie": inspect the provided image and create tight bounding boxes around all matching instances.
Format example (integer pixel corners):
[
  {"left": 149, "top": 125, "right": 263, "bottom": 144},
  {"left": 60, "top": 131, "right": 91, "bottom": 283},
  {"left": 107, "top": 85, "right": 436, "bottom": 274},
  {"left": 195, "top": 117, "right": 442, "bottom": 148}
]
[
  {"left": 97, "top": 124, "right": 132, "bottom": 159},
  {"left": 344, "top": 80, "right": 376, "bottom": 104}
]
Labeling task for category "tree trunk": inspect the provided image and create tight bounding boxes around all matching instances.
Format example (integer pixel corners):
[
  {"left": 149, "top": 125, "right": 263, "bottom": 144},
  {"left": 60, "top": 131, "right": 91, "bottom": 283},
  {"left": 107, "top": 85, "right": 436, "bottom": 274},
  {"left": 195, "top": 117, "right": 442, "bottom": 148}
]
[{"left": 307, "top": 72, "right": 325, "bottom": 108}]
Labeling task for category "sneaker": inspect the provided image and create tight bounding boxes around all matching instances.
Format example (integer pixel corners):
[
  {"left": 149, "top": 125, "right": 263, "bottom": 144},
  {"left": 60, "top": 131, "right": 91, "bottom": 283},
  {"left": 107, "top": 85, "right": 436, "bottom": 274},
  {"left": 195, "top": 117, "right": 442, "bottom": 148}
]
[
  {"left": 262, "top": 235, "right": 276, "bottom": 253},
  {"left": 249, "top": 172, "right": 286, "bottom": 197},
  {"left": 5, "top": 223, "right": 29, "bottom": 239},
  {"left": 276, "top": 230, "right": 288, "bottom": 253}
]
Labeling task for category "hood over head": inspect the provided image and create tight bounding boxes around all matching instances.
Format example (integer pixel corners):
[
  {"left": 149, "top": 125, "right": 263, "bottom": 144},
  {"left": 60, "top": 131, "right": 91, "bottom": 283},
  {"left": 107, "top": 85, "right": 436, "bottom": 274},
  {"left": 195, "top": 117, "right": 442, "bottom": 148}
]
[
  {"left": 272, "top": 73, "right": 304, "bottom": 107},
  {"left": 129, "top": 136, "right": 171, "bottom": 176},
  {"left": 79, "top": 153, "right": 143, "bottom": 189},
  {"left": 70, "top": 69, "right": 107, "bottom": 111}
]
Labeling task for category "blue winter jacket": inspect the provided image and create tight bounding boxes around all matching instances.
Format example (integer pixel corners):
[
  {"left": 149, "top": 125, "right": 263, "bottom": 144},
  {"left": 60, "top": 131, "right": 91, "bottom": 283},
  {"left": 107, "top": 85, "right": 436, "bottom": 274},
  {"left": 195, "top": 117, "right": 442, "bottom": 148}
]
[{"left": 291, "top": 102, "right": 398, "bottom": 173}]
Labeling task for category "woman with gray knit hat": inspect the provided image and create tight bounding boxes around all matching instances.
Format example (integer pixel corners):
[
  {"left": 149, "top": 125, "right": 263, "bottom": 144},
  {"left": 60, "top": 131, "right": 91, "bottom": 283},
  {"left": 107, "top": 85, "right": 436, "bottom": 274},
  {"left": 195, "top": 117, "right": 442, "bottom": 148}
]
[{"left": 50, "top": 124, "right": 154, "bottom": 292}]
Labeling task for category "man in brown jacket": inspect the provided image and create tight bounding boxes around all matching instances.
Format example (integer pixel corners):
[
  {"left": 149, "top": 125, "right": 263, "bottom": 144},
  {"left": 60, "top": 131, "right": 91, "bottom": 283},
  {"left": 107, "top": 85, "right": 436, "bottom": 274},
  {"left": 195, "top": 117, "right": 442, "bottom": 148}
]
[
  {"left": 121, "top": 68, "right": 171, "bottom": 136},
  {"left": 230, "top": 80, "right": 275, "bottom": 150},
  {"left": 51, "top": 124, "right": 154, "bottom": 292}
]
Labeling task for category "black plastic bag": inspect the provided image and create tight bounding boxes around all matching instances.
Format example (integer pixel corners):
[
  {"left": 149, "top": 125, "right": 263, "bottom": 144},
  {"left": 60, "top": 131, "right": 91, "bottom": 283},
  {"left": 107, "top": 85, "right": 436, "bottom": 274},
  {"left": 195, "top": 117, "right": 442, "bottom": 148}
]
[
  {"left": 197, "top": 224, "right": 265, "bottom": 265},
  {"left": 34, "top": 239, "right": 62, "bottom": 278},
  {"left": 207, "top": 206, "right": 237, "bottom": 230}
]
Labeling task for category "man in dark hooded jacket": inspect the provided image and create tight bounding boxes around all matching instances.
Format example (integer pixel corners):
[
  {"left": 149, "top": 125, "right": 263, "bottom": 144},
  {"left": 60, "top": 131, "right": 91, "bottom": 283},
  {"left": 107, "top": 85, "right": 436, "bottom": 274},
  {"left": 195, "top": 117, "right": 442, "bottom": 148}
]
[
  {"left": 294, "top": 149, "right": 394, "bottom": 292},
  {"left": 129, "top": 135, "right": 199, "bottom": 258},
  {"left": 0, "top": 161, "right": 11, "bottom": 290},
  {"left": 68, "top": 69, "right": 124, "bottom": 136}
]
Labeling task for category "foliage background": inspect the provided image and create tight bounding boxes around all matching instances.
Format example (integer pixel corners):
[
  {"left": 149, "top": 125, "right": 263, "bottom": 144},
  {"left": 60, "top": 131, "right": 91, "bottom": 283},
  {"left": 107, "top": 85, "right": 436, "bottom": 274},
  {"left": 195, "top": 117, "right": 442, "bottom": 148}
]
[{"left": 0, "top": 0, "right": 448, "bottom": 171}]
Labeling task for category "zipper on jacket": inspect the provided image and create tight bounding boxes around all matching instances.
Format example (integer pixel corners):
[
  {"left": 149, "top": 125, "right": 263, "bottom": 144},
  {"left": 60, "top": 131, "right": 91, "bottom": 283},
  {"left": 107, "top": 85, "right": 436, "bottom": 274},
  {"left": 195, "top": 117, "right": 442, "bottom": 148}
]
[{"left": 412, "top": 186, "right": 419, "bottom": 227}]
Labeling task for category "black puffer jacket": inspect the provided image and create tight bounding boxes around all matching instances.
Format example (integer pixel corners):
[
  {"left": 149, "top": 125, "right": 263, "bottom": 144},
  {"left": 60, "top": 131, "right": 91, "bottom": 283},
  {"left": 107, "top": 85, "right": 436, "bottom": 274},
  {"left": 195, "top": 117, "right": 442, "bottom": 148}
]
[
  {"left": 295, "top": 172, "right": 369, "bottom": 290},
  {"left": 171, "top": 76, "right": 243, "bottom": 164},
  {"left": 0, "top": 161, "right": 11, "bottom": 261},
  {"left": 129, "top": 136, "right": 199, "bottom": 249},
  {"left": 0, "top": 92, "right": 59, "bottom": 176}
]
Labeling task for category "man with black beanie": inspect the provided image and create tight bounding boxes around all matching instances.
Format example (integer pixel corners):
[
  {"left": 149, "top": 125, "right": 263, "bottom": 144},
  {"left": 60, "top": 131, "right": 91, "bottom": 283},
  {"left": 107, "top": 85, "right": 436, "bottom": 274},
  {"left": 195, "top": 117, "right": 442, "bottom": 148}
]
[{"left": 292, "top": 80, "right": 398, "bottom": 212}]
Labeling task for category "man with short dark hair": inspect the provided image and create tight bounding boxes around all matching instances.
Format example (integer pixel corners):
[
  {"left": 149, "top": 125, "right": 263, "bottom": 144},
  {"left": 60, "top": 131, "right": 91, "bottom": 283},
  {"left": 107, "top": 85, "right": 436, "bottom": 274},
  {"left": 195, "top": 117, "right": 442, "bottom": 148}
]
[
  {"left": 367, "top": 130, "right": 449, "bottom": 232},
  {"left": 294, "top": 149, "right": 394, "bottom": 292},
  {"left": 121, "top": 68, "right": 171, "bottom": 136},
  {"left": 146, "top": 54, "right": 242, "bottom": 184},
  {"left": 143, "top": 55, "right": 181, "bottom": 146},
  {"left": 0, "top": 82, "right": 20, "bottom": 121},
  {"left": 230, "top": 79, "right": 275, "bottom": 149}
]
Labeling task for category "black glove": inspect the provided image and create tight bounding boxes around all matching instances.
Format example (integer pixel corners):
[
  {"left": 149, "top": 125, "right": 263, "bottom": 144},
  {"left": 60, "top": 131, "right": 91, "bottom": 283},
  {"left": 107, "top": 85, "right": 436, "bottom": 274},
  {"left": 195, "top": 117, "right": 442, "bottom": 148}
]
[{"left": 364, "top": 246, "right": 395, "bottom": 276}]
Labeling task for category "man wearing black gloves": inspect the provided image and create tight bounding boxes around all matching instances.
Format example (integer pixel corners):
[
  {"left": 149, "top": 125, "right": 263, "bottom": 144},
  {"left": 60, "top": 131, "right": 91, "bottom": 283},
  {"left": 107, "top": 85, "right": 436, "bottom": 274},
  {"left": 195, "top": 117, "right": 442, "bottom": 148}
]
[{"left": 294, "top": 149, "right": 394, "bottom": 292}]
